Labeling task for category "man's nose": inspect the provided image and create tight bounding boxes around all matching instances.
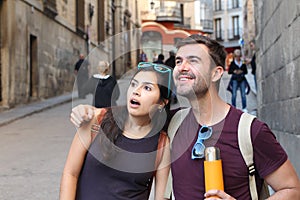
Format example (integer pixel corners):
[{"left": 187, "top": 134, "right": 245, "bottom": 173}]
[{"left": 176, "top": 59, "right": 190, "bottom": 71}]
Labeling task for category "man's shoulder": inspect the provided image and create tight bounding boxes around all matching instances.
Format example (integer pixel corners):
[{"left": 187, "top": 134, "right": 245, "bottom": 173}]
[{"left": 170, "top": 107, "right": 190, "bottom": 117}]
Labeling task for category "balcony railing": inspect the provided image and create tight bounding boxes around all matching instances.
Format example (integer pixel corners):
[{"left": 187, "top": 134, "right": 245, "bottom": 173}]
[
  {"left": 155, "top": 6, "right": 181, "bottom": 22},
  {"left": 211, "top": 29, "right": 225, "bottom": 41},
  {"left": 227, "top": 28, "right": 242, "bottom": 40},
  {"left": 200, "top": 19, "right": 213, "bottom": 31},
  {"left": 43, "top": 0, "right": 58, "bottom": 19},
  {"left": 174, "top": 17, "right": 191, "bottom": 29}
]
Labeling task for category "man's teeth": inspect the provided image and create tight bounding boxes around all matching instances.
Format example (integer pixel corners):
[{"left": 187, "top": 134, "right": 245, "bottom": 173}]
[{"left": 180, "top": 77, "right": 190, "bottom": 81}]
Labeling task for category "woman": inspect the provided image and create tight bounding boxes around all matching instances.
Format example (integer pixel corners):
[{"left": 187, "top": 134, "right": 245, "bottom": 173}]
[
  {"left": 81, "top": 61, "right": 120, "bottom": 108},
  {"left": 60, "top": 63, "right": 172, "bottom": 200},
  {"left": 228, "top": 49, "right": 248, "bottom": 112}
]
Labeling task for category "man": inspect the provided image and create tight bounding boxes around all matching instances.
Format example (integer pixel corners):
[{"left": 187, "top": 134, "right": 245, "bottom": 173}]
[
  {"left": 165, "top": 50, "right": 176, "bottom": 69},
  {"left": 74, "top": 54, "right": 89, "bottom": 99},
  {"left": 248, "top": 40, "right": 257, "bottom": 90},
  {"left": 70, "top": 35, "right": 300, "bottom": 199},
  {"left": 154, "top": 53, "right": 165, "bottom": 64},
  {"left": 169, "top": 34, "right": 300, "bottom": 199}
]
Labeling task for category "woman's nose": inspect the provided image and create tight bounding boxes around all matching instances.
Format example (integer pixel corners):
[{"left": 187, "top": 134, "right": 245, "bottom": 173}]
[{"left": 133, "top": 87, "right": 141, "bottom": 96}]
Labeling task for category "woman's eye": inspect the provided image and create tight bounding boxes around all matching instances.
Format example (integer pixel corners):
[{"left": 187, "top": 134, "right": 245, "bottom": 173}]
[
  {"left": 144, "top": 85, "right": 152, "bottom": 91},
  {"left": 130, "top": 81, "right": 137, "bottom": 87}
]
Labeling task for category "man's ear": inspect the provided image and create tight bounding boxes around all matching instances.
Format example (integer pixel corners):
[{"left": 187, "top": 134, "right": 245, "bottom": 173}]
[{"left": 212, "top": 66, "right": 224, "bottom": 82}]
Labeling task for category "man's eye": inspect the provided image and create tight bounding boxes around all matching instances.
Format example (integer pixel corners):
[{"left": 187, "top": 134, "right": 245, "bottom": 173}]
[
  {"left": 176, "top": 60, "right": 182, "bottom": 65},
  {"left": 189, "top": 59, "right": 199, "bottom": 64}
]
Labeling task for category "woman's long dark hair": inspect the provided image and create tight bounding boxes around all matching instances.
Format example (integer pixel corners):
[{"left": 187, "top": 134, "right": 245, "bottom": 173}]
[{"left": 98, "top": 65, "right": 173, "bottom": 160}]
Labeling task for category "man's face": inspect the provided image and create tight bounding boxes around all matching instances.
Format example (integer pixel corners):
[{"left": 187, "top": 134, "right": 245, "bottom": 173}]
[
  {"left": 250, "top": 42, "right": 255, "bottom": 50},
  {"left": 173, "top": 44, "right": 212, "bottom": 98}
]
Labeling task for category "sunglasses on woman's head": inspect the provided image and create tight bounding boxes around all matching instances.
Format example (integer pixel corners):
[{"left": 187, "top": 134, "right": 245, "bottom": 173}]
[
  {"left": 137, "top": 62, "right": 172, "bottom": 98},
  {"left": 191, "top": 125, "right": 213, "bottom": 159}
]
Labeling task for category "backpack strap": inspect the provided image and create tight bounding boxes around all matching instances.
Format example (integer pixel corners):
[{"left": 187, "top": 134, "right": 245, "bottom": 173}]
[
  {"left": 238, "top": 112, "right": 258, "bottom": 200},
  {"left": 168, "top": 107, "right": 191, "bottom": 148},
  {"left": 164, "top": 107, "right": 191, "bottom": 199}
]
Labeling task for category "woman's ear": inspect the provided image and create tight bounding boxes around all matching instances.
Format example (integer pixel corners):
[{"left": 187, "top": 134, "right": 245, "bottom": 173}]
[
  {"left": 160, "top": 99, "right": 169, "bottom": 108},
  {"left": 212, "top": 66, "right": 224, "bottom": 82}
]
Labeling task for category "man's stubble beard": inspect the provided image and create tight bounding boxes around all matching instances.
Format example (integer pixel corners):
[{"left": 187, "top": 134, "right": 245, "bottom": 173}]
[{"left": 176, "top": 80, "right": 209, "bottom": 100}]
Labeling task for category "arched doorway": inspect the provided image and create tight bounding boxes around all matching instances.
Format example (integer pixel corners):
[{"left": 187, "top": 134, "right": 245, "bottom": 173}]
[{"left": 141, "top": 31, "right": 162, "bottom": 62}]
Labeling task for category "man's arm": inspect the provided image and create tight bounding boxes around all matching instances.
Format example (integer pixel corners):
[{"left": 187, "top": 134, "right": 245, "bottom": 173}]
[{"left": 265, "top": 159, "right": 300, "bottom": 199}]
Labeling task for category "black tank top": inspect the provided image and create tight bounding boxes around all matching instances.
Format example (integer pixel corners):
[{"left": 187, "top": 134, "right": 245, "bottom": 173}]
[{"left": 76, "top": 131, "right": 160, "bottom": 200}]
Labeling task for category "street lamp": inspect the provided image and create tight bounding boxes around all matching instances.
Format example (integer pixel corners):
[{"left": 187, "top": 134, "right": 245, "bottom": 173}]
[{"left": 150, "top": 0, "right": 155, "bottom": 10}]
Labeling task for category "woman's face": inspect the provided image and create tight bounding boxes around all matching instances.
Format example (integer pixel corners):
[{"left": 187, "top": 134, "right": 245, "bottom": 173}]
[{"left": 127, "top": 71, "right": 162, "bottom": 117}]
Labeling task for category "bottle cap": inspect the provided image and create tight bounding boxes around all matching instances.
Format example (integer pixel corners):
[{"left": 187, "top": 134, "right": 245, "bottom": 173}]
[{"left": 205, "top": 147, "right": 221, "bottom": 161}]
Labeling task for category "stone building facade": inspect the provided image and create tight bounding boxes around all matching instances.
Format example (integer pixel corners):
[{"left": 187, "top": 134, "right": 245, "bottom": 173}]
[
  {"left": 242, "top": 0, "right": 255, "bottom": 55},
  {"left": 0, "top": 0, "right": 141, "bottom": 109},
  {"left": 254, "top": 0, "right": 300, "bottom": 174}
]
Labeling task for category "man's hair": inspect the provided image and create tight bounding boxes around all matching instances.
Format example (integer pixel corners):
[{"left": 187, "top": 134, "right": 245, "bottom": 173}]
[{"left": 176, "top": 34, "right": 227, "bottom": 69}]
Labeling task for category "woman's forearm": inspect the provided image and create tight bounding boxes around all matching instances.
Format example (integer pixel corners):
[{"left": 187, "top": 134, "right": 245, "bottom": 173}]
[{"left": 59, "top": 173, "right": 78, "bottom": 200}]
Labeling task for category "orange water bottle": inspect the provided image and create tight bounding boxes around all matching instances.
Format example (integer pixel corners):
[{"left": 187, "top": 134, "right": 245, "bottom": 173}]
[{"left": 204, "top": 147, "right": 224, "bottom": 194}]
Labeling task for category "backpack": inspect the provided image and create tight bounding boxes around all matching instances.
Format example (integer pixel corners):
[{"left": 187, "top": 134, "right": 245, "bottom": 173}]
[
  {"left": 164, "top": 108, "right": 270, "bottom": 200},
  {"left": 238, "top": 112, "right": 270, "bottom": 200}
]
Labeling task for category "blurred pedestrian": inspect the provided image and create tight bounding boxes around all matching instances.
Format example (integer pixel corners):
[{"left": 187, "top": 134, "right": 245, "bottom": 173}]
[
  {"left": 228, "top": 49, "right": 248, "bottom": 112},
  {"left": 152, "top": 50, "right": 158, "bottom": 62},
  {"left": 164, "top": 50, "right": 176, "bottom": 69},
  {"left": 74, "top": 54, "right": 90, "bottom": 99},
  {"left": 247, "top": 40, "right": 257, "bottom": 90},
  {"left": 164, "top": 50, "right": 177, "bottom": 104},
  {"left": 139, "top": 50, "right": 148, "bottom": 62},
  {"left": 154, "top": 54, "right": 165, "bottom": 64},
  {"left": 81, "top": 61, "right": 120, "bottom": 108}
]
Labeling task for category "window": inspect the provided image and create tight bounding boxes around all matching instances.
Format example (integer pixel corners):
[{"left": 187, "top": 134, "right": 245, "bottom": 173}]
[
  {"left": 214, "top": 0, "right": 222, "bottom": 11},
  {"left": 232, "top": 16, "right": 240, "bottom": 38},
  {"left": 98, "top": 0, "right": 105, "bottom": 42},
  {"left": 215, "top": 18, "right": 222, "bottom": 40},
  {"left": 232, "top": 0, "right": 239, "bottom": 8},
  {"left": 43, "top": 0, "right": 58, "bottom": 18},
  {"left": 76, "top": 0, "right": 85, "bottom": 37}
]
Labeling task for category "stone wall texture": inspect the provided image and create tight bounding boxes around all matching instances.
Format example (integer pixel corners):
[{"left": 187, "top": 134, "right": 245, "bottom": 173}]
[{"left": 255, "top": 0, "right": 300, "bottom": 174}]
